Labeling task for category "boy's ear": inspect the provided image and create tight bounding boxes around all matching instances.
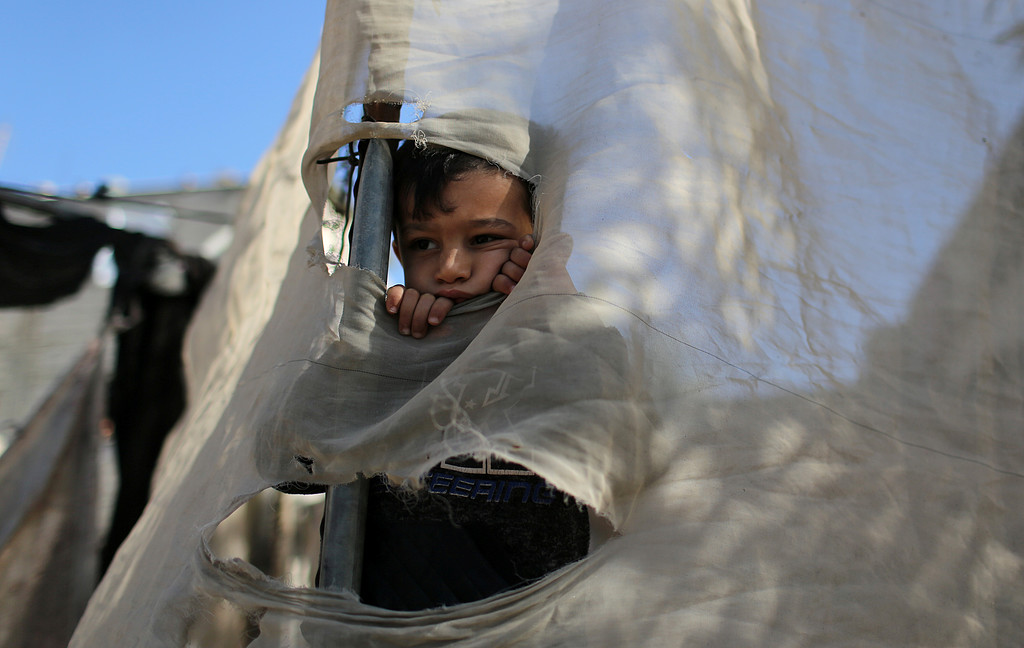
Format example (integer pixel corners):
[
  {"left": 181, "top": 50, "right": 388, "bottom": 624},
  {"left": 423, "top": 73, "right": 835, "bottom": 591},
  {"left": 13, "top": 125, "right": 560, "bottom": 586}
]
[{"left": 391, "top": 237, "right": 402, "bottom": 263}]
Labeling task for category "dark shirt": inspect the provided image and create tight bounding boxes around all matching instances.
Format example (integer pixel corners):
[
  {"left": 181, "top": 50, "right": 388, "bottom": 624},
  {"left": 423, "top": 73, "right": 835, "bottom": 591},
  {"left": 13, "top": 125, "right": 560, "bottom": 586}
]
[{"left": 360, "top": 456, "right": 590, "bottom": 610}]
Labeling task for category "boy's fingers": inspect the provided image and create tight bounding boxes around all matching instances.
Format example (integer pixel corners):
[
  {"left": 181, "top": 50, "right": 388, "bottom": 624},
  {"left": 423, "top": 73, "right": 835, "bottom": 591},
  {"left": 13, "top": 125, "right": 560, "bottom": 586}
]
[
  {"left": 493, "top": 245, "right": 533, "bottom": 293},
  {"left": 500, "top": 259, "right": 526, "bottom": 284},
  {"left": 396, "top": 288, "right": 420, "bottom": 335},
  {"left": 385, "top": 285, "right": 405, "bottom": 314},
  {"left": 410, "top": 293, "right": 436, "bottom": 338},
  {"left": 492, "top": 273, "right": 516, "bottom": 295},
  {"left": 427, "top": 297, "right": 454, "bottom": 326},
  {"left": 519, "top": 234, "right": 535, "bottom": 251},
  {"left": 508, "top": 247, "right": 532, "bottom": 271}
]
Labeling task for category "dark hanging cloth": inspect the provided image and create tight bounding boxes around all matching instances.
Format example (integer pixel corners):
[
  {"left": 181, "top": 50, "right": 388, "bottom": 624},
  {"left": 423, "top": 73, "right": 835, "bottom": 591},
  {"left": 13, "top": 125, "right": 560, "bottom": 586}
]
[
  {"left": 0, "top": 194, "right": 217, "bottom": 577},
  {"left": 99, "top": 237, "right": 216, "bottom": 574},
  {"left": 0, "top": 204, "right": 123, "bottom": 307}
]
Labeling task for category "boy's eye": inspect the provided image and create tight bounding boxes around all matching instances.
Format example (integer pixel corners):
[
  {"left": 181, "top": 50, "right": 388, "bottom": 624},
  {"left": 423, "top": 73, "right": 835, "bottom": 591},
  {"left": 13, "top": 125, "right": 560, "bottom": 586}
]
[
  {"left": 410, "top": 239, "right": 437, "bottom": 251},
  {"left": 471, "top": 234, "right": 502, "bottom": 245}
]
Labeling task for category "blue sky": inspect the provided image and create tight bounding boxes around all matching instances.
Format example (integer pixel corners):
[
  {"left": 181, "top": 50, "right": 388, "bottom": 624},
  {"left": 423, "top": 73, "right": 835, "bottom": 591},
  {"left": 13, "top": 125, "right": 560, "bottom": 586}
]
[{"left": 0, "top": 3, "right": 326, "bottom": 195}]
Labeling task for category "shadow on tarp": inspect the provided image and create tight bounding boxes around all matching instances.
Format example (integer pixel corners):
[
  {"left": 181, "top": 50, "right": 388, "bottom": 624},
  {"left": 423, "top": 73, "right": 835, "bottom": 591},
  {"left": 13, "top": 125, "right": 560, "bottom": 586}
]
[{"left": 595, "top": 100, "right": 1024, "bottom": 647}]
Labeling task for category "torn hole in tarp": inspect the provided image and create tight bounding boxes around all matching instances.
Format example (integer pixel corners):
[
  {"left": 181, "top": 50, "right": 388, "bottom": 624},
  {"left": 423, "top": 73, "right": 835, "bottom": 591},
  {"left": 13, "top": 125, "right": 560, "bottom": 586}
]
[
  {"left": 207, "top": 488, "right": 326, "bottom": 590},
  {"left": 342, "top": 101, "right": 426, "bottom": 124},
  {"left": 197, "top": 506, "right": 607, "bottom": 646},
  {"left": 200, "top": 479, "right": 613, "bottom": 629}
]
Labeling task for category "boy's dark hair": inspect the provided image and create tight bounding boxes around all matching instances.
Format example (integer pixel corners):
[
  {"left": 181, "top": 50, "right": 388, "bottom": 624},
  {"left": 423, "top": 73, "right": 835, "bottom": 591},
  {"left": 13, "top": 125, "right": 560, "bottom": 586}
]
[{"left": 392, "top": 143, "right": 534, "bottom": 224}]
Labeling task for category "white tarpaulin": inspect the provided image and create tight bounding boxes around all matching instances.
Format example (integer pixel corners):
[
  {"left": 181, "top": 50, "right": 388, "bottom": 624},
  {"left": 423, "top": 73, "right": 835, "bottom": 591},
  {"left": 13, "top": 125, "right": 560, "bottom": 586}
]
[{"left": 74, "top": 1, "right": 1024, "bottom": 645}]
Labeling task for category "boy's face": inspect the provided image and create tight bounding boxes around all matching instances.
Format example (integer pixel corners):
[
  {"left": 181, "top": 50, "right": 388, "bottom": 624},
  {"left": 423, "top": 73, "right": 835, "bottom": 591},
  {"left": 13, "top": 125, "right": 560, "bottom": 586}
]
[{"left": 393, "top": 170, "right": 533, "bottom": 303}]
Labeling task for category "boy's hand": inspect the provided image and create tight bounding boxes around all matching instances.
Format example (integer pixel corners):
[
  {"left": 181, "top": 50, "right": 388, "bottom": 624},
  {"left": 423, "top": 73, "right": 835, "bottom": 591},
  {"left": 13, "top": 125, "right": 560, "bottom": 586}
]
[
  {"left": 385, "top": 285, "right": 455, "bottom": 338},
  {"left": 492, "top": 234, "right": 534, "bottom": 295}
]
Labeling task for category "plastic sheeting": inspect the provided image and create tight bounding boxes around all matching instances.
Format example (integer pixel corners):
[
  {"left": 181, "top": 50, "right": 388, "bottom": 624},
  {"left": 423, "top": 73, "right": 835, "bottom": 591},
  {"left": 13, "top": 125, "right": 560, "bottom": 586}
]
[
  {"left": 74, "top": 1, "right": 1024, "bottom": 645},
  {"left": 1, "top": 342, "right": 104, "bottom": 648}
]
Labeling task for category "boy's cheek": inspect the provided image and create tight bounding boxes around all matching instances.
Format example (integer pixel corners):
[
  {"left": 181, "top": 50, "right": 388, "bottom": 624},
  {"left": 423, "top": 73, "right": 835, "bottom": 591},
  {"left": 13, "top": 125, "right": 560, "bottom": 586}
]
[
  {"left": 484, "top": 248, "right": 515, "bottom": 271},
  {"left": 399, "top": 268, "right": 431, "bottom": 293},
  {"left": 489, "top": 242, "right": 518, "bottom": 259}
]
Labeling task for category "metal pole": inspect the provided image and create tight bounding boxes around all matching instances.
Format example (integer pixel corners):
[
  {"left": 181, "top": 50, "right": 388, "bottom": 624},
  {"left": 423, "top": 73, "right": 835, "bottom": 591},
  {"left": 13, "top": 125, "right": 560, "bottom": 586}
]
[{"left": 318, "top": 134, "right": 394, "bottom": 593}]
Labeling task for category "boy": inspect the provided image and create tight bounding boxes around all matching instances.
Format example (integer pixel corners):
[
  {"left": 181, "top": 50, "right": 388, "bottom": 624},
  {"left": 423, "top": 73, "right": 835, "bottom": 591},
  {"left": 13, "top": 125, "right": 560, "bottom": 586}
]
[
  {"left": 385, "top": 143, "right": 536, "bottom": 338},
  {"left": 360, "top": 143, "right": 590, "bottom": 610}
]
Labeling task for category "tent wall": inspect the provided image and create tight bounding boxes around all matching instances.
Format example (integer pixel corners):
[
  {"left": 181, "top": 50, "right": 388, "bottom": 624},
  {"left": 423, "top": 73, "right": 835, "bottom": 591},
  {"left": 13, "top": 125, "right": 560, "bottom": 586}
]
[{"left": 74, "top": 1, "right": 1024, "bottom": 646}]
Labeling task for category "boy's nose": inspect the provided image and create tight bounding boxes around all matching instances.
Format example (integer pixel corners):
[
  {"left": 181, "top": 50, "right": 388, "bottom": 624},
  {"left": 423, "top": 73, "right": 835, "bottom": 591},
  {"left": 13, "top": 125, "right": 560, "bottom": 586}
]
[
  {"left": 436, "top": 249, "right": 470, "bottom": 283},
  {"left": 438, "top": 247, "right": 473, "bottom": 282}
]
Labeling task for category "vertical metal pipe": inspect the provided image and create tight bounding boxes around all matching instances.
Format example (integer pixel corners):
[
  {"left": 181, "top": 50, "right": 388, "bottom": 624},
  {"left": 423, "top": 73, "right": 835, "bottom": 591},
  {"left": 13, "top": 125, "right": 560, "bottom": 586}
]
[
  {"left": 318, "top": 136, "right": 393, "bottom": 593},
  {"left": 348, "top": 138, "right": 394, "bottom": 275}
]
